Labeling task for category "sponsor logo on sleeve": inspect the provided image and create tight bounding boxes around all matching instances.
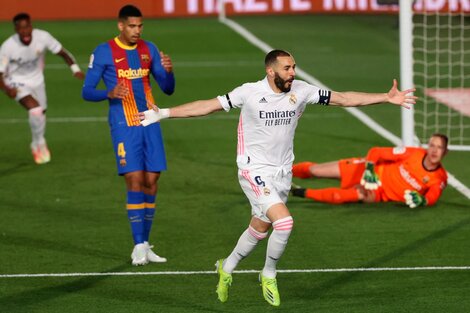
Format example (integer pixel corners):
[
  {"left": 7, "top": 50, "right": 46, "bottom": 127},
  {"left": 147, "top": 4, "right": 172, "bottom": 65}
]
[
  {"left": 393, "top": 146, "right": 406, "bottom": 154},
  {"left": 88, "top": 54, "right": 94, "bottom": 68}
]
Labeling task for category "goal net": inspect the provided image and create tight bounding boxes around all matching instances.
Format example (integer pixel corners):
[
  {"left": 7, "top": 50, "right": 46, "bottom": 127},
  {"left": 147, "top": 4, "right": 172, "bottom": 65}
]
[{"left": 405, "top": 0, "right": 470, "bottom": 150}]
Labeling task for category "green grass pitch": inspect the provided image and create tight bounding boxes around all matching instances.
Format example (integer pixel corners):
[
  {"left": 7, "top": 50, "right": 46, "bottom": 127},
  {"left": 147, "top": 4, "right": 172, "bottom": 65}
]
[{"left": 0, "top": 15, "right": 469, "bottom": 312}]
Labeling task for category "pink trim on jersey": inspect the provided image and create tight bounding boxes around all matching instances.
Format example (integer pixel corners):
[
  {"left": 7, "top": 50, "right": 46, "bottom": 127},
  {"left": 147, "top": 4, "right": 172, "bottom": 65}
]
[
  {"left": 273, "top": 217, "right": 294, "bottom": 231},
  {"left": 241, "top": 169, "right": 261, "bottom": 197},
  {"left": 237, "top": 115, "right": 244, "bottom": 155},
  {"left": 248, "top": 226, "right": 268, "bottom": 240}
]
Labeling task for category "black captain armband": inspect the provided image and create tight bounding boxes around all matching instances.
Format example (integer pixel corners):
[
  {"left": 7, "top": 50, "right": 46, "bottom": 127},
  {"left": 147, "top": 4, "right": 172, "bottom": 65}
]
[
  {"left": 318, "top": 90, "right": 331, "bottom": 105},
  {"left": 225, "top": 94, "right": 233, "bottom": 108}
]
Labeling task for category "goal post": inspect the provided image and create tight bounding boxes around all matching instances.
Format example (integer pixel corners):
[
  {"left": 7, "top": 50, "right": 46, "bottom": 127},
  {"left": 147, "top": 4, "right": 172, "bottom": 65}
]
[
  {"left": 217, "top": 0, "right": 226, "bottom": 21},
  {"left": 216, "top": 0, "right": 469, "bottom": 150},
  {"left": 400, "top": 0, "right": 416, "bottom": 147},
  {"left": 401, "top": 0, "right": 470, "bottom": 151}
]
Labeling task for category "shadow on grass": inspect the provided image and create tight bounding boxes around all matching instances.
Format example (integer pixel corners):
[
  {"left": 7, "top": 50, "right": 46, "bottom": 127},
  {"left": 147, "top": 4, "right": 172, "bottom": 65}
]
[
  {"left": 295, "top": 215, "right": 470, "bottom": 299},
  {"left": 0, "top": 264, "right": 128, "bottom": 311},
  {"left": 0, "top": 233, "right": 123, "bottom": 260},
  {"left": 0, "top": 162, "right": 35, "bottom": 178},
  {"left": 0, "top": 263, "right": 226, "bottom": 313}
]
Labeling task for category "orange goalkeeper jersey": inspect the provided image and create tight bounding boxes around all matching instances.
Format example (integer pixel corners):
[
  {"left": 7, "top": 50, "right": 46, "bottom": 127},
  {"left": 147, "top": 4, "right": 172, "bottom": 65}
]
[{"left": 367, "top": 147, "right": 447, "bottom": 205}]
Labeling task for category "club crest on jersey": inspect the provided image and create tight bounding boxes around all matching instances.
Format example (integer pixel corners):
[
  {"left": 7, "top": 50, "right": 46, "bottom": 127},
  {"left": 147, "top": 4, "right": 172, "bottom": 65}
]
[
  {"left": 141, "top": 54, "right": 150, "bottom": 63},
  {"left": 422, "top": 176, "right": 430, "bottom": 184},
  {"left": 289, "top": 93, "right": 297, "bottom": 105},
  {"left": 263, "top": 187, "right": 271, "bottom": 196}
]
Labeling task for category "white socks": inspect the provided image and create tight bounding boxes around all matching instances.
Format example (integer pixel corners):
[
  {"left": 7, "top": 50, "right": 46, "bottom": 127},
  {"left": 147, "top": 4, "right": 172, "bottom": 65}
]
[
  {"left": 262, "top": 216, "right": 294, "bottom": 279},
  {"left": 28, "top": 107, "right": 46, "bottom": 147},
  {"left": 223, "top": 226, "right": 268, "bottom": 274},
  {"left": 223, "top": 216, "right": 294, "bottom": 278}
]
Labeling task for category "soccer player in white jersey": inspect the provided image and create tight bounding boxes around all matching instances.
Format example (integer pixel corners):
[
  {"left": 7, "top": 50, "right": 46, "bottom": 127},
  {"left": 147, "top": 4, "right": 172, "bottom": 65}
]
[
  {"left": 137, "top": 50, "right": 417, "bottom": 306},
  {"left": 0, "top": 13, "right": 84, "bottom": 164}
]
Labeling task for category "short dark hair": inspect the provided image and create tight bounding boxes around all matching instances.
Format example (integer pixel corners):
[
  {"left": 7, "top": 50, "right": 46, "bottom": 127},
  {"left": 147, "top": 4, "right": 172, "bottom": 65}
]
[
  {"left": 13, "top": 13, "right": 30, "bottom": 25},
  {"left": 118, "top": 5, "right": 142, "bottom": 20},
  {"left": 431, "top": 133, "right": 449, "bottom": 150},
  {"left": 265, "top": 49, "right": 292, "bottom": 67}
]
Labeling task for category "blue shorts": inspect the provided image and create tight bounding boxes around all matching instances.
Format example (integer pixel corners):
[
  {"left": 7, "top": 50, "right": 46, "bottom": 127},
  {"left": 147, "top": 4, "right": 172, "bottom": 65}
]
[{"left": 110, "top": 123, "right": 167, "bottom": 175}]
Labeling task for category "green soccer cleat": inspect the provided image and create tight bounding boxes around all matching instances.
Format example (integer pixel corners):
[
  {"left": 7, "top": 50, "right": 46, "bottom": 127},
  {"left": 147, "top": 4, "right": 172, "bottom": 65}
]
[
  {"left": 215, "top": 259, "right": 232, "bottom": 303},
  {"left": 260, "top": 273, "right": 280, "bottom": 306}
]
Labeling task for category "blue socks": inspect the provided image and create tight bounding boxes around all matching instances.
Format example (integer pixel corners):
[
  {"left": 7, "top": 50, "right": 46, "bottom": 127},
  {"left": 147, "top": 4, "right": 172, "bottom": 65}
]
[
  {"left": 127, "top": 191, "right": 158, "bottom": 244},
  {"left": 127, "top": 191, "right": 145, "bottom": 245},
  {"left": 143, "top": 194, "right": 156, "bottom": 242}
]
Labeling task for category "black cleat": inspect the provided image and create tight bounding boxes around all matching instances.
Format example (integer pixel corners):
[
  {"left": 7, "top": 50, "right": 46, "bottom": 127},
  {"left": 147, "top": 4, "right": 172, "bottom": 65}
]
[{"left": 290, "top": 183, "right": 306, "bottom": 198}]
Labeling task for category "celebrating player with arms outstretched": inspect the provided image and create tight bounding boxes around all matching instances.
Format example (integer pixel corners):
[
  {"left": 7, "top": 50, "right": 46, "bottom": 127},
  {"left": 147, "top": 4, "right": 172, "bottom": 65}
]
[
  {"left": 138, "top": 49, "right": 416, "bottom": 306},
  {"left": 0, "top": 13, "right": 84, "bottom": 164},
  {"left": 291, "top": 134, "right": 448, "bottom": 208},
  {"left": 82, "top": 5, "right": 175, "bottom": 266}
]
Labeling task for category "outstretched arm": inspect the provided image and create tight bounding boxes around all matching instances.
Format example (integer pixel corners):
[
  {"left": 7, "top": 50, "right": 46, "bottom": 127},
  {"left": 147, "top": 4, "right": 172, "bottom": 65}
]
[
  {"left": 56, "top": 48, "right": 84, "bottom": 79},
  {"left": 0, "top": 72, "right": 17, "bottom": 98},
  {"left": 138, "top": 98, "right": 224, "bottom": 126},
  {"left": 0, "top": 52, "right": 16, "bottom": 98},
  {"left": 330, "top": 79, "right": 416, "bottom": 108},
  {"left": 170, "top": 98, "right": 224, "bottom": 118},
  {"left": 365, "top": 146, "right": 417, "bottom": 164}
]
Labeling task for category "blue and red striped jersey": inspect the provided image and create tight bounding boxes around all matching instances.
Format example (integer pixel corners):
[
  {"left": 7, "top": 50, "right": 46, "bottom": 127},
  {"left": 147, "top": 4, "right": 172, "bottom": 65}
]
[{"left": 82, "top": 37, "right": 174, "bottom": 128}]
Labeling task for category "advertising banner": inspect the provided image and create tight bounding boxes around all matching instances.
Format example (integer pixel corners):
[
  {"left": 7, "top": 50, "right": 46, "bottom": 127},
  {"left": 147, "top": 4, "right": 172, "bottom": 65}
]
[{"left": 1, "top": 0, "right": 468, "bottom": 21}]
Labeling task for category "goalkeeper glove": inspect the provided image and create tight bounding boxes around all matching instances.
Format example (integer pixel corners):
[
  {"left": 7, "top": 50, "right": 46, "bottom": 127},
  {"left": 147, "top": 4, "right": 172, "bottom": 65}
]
[
  {"left": 360, "top": 162, "right": 382, "bottom": 190},
  {"left": 140, "top": 108, "right": 170, "bottom": 127},
  {"left": 404, "top": 190, "right": 427, "bottom": 209}
]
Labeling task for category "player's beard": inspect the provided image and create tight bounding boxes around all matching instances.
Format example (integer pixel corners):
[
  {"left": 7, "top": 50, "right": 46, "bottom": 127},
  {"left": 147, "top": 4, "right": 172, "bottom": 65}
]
[
  {"left": 19, "top": 32, "right": 32, "bottom": 45},
  {"left": 274, "top": 73, "right": 293, "bottom": 93}
]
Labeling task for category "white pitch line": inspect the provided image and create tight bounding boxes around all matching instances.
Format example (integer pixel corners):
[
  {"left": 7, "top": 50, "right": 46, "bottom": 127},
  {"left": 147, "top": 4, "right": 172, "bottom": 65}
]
[
  {"left": 2, "top": 266, "right": 470, "bottom": 278},
  {"left": 218, "top": 15, "right": 470, "bottom": 201}
]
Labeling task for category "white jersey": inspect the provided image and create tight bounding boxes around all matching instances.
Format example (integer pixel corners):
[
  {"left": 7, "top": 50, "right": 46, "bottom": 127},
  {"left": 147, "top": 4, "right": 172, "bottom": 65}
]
[
  {"left": 0, "top": 29, "right": 62, "bottom": 87},
  {"left": 217, "top": 77, "right": 331, "bottom": 172}
]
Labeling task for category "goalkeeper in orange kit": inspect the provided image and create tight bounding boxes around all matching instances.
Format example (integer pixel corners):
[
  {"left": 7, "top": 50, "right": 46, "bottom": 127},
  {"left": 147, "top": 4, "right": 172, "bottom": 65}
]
[{"left": 291, "top": 134, "right": 448, "bottom": 208}]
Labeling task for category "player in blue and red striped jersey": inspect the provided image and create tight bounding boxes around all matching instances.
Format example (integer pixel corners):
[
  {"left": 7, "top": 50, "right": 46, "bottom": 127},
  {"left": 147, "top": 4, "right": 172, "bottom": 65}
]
[{"left": 82, "top": 5, "right": 175, "bottom": 266}]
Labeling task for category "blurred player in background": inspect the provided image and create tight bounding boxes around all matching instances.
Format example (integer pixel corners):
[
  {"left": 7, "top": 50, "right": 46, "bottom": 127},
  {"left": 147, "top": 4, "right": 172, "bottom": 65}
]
[
  {"left": 137, "top": 49, "right": 416, "bottom": 306},
  {"left": 82, "top": 5, "right": 175, "bottom": 266},
  {"left": 291, "top": 134, "right": 448, "bottom": 209},
  {"left": 0, "top": 13, "right": 84, "bottom": 164}
]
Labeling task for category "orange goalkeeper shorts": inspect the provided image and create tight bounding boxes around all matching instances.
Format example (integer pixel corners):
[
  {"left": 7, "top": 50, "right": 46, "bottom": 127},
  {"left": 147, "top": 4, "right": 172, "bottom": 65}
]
[{"left": 339, "top": 157, "right": 366, "bottom": 189}]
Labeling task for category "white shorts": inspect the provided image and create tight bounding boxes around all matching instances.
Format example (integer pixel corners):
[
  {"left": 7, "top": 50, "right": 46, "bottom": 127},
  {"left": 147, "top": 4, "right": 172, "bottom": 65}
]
[
  {"left": 238, "top": 168, "right": 292, "bottom": 223},
  {"left": 7, "top": 80, "right": 47, "bottom": 110}
]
